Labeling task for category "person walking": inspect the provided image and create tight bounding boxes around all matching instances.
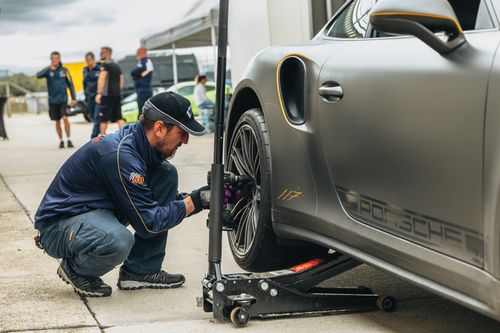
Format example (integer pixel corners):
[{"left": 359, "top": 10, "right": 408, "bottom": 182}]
[
  {"left": 34, "top": 91, "right": 209, "bottom": 297},
  {"left": 193, "top": 74, "right": 215, "bottom": 132},
  {"left": 37, "top": 51, "right": 77, "bottom": 148},
  {"left": 83, "top": 52, "right": 101, "bottom": 139},
  {"left": 96, "top": 46, "right": 125, "bottom": 135},
  {"left": 131, "top": 47, "right": 154, "bottom": 119}
]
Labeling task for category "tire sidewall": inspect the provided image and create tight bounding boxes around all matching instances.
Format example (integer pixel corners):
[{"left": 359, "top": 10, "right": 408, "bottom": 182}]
[{"left": 226, "top": 108, "right": 273, "bottom": 265}]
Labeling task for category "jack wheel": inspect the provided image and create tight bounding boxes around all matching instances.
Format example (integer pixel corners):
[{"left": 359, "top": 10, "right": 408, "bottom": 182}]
[
  {"left": 230, "top": 306, "right": 249, "bottom": 327},
  {"left": 377, "top": 295, "right": 397, "bottom": 312}
]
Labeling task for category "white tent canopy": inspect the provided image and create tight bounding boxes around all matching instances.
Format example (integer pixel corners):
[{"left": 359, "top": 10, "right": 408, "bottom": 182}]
[{"left": 140, "top": 0, "right": 220, "bottom": 87}]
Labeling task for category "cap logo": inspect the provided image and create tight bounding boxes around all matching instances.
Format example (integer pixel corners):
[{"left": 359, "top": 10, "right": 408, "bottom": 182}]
[
  {"left": 186, "top": 107, "right": 193, "bottom": 119},
  {"left": 129, "top": 172, "right": 145, "bottom": 185}
]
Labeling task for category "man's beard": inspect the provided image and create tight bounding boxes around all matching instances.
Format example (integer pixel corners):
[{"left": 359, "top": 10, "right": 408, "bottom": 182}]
[
  {"left": 166, "top": 149, "right": 176, "bottom": 160},
  {"left": 158, "top": 140, "right": 177, "bottom": 160}
]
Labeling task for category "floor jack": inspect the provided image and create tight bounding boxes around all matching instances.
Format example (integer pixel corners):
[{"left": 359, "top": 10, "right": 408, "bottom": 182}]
[{"left": 200, "top": 0, "right": 397, "bottom": 327}]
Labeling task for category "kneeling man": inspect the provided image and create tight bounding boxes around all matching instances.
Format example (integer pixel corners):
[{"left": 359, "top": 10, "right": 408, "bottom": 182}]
[{"left": 34, "top": 92, "right": 209, "bottom": 297}]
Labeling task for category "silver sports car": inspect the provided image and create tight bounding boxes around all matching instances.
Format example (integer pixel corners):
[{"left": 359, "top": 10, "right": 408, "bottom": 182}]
[{"left": 224, "top": 0, "right": 500, "bottom": 322}]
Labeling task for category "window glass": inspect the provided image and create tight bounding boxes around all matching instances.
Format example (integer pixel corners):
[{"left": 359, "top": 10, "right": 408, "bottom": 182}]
[
  {"left": 474, "top": 0, "right": 494, "bottom": 30},
  {"left": 178, "top": 86, "right": 194, "bottom": 96},
  {"left": 326, "top": 0, "right": 377, "bottom": 39}
]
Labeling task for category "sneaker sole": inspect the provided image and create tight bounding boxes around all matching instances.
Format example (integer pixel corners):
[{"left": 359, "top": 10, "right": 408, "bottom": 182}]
[
  {"left": 117, "top": 279, "right": 184, "bottom": 290},
  {"left": 57, "top": 266, "right": 111, "bottom": 297}
]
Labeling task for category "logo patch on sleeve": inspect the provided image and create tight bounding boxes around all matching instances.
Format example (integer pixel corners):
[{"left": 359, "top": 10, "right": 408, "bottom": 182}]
[{"left": 129, "top": 172, "right": 145, "bottom": 185}]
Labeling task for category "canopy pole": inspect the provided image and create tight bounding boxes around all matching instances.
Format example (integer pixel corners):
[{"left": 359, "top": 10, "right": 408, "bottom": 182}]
[
  {"left": 5, "top": 83, "right": 11, "bottom": 117},
  {"left": 211, "top": 25, "right": 217, "bottom": 80},
  {"left": 172, "top": 42, "right": 178, "bottom": 91},
  {"left": 326, "top": 0, "right": 333, "bottom": 19}
]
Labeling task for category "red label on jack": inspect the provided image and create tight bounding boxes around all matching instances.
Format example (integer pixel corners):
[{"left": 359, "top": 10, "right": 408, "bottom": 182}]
[{"left": 289, "top": 258, "right": 326, "bottom": 272}]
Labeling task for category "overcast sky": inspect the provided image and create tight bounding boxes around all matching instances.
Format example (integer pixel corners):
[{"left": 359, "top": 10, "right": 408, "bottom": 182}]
[{"left": 0, "top": 0, "right": 202, "bottom": 74}]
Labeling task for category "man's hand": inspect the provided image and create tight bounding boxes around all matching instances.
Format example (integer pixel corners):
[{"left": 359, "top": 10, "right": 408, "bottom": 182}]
[
  {"left": 95, "top": 94, "right": 101, "bottom": 104},
  {"left": 187, "top": 185, "right": 210, "bottom": 216},
  {"left": 70, "top": 99, "right": 77, "bottom": 107}
]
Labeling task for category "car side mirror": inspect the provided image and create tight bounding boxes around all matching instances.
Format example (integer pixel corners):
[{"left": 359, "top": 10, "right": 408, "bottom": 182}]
[{"left": 369, "top": 0, "right": 467, "bottom": 54}]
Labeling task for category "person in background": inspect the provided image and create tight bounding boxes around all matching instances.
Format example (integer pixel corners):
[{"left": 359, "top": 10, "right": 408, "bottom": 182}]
[
  {"left": 83, "top": 52, "right": 101, "bottom": 139},
  {"left": 131, "top": 47, "right": 154, "bottom": 119},
  {"left": 193, "top": 74, "right": 215, "bottom": 132},
  {"left": 37, "top": 51, "right": 77, "bottom": 148},
  {"left": 96, "top": 46, "right": 125, "bottom": 135}
]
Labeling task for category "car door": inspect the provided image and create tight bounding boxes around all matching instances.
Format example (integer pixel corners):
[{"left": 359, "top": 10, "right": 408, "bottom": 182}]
[{"left": 318, "top": 0, "right": 499, "bottom": 267}]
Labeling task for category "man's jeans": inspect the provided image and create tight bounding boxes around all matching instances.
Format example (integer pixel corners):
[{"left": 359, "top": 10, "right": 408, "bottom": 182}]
[
  {"left": 39, "top": 161, "right": 178, "bottom": 277},
  {"left": 87, "top": 97, "right": 100, "bottom": 139},
  {"left": 136, "top": 89, "right": 153, "bottom": 120}
]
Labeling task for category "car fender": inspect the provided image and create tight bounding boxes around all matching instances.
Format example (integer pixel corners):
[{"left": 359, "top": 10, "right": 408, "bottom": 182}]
[{"left": 226, "top": 43, "right": 337, "bottom": 229}]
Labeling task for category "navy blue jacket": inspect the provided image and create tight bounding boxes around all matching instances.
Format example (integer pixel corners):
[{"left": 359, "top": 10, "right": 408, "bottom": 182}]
[
  {"left": 83, "top": 63, "right": 101, "bottom": 100},
  {"left": 131, "top": 58, "right": 153, "bottom": 91},
  {"left": 37, "top": 66, "right": 76, "bottom": 104},
  {"left": 34, "top": 123, "right": 186, "bottom": 238}
]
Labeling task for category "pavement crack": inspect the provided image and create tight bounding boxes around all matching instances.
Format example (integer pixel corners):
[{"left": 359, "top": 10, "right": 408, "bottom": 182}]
[
  {"left": 0, "top": 209, "right": 23, "bottom": 214},
  {"left": 2, "top": 324, "right": 98, "bottom": 332},
  {"left": 80, "top": 295, "right": 107, "bottom": 333},
  {"left": 0, "top": 173, "right": 34, "bottom": 224}
]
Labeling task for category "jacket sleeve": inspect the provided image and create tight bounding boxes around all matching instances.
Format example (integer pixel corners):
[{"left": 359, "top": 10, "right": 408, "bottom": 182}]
[
  {"left": 36, "top": 67, "right": 50, "bottom": 78},
  {"left": 82, "top": 69, "right": 88, "bottom": 99},
  {"left": 65, "top": 69, "right": 76, "bottom": 100},
  {"left": 82, "top": 68, "right": 89, "bottom": 92},
  {"left": 145, "top": 59, "right": 154, "bottom": 72},
  {"left": 98, "top": 149, "right": 186, "bottom": 238},
  {"left": 130, "top": 64, "right": 144, "bottom": 79}
]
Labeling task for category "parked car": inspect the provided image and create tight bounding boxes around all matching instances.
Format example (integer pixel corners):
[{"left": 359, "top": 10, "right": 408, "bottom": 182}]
[
  {"left": 121, "top": 81, "right": 232, "bottom": 123},
  {"left": 121, "top": 87, "right": 167, "bottom": 123},
  {"left": 167, "top": 81, "right": 232, "bottom": 116},
  {"left": 224, "top": 0, "right": 500, "bottom": 322},
  {"left": 118, "top": 53, "right": 199, "bottom": 98}
]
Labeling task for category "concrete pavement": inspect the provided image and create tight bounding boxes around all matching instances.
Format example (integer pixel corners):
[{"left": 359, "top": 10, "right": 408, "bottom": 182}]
[{"left": 1, "top": 113, "right": 499, "bottom": 332}]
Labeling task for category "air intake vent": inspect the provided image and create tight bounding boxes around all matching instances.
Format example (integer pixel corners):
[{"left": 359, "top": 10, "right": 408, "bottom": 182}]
[{"left": 279, "top": 56, "right": 307, "bottom": 125}]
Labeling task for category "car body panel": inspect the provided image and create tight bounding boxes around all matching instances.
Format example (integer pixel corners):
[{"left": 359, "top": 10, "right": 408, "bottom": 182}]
[
  {"left": 225, "top": 0, "right": 500, "bottom": 322},
  {"left": 319, "top": 30, "right": 500, "bottom": 268}
]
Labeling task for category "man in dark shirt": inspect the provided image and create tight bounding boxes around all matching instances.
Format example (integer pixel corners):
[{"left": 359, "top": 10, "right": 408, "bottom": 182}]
[
  {"left": 131, "top": 47, "right": 154, "bottom": 119},
  {"left": 37, "top": 51, "right": 77, "bottom": 148},
  {"left": 96, "top": 46, "right": 125, "bottom": 135},
  {"left": 35, "top": 91, "right": 209, "bottom": 297},
  {"left": 83, "top": 52, "right": 101, "bottom": 139}
]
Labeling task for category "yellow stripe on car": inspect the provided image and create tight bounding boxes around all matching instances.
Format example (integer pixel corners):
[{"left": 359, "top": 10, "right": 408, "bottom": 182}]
[
  {"left": 275, "top": 54, "right": 311, "bottom": 127},
  {"left": 370, "top": 12, "right": 463, "bottom": 33}
]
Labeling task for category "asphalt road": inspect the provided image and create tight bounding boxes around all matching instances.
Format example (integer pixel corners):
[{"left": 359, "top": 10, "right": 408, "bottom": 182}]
[{"left": 1, "top": 113, "right": 499, "bottom": 332}]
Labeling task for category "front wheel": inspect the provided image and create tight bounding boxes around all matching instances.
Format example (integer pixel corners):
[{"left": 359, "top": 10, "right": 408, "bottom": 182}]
[{"left": 226, "top": 108, "right": 323, "bottom": 271}]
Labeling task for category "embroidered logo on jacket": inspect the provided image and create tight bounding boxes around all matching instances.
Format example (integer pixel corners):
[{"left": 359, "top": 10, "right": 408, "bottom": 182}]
[{"left": 129, "top": 172, "right": 145, "bottom": 185}]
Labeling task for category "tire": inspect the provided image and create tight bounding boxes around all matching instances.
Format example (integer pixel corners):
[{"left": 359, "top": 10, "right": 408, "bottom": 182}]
[
  {"left": 82, "top": 105, "right": 93, "bottom": 123},
  {"left": 81, "top": 103, "right": 92, "bottom": 123},
  {"left": 226, "top": 108, "right": 325, "bottom": 271}
]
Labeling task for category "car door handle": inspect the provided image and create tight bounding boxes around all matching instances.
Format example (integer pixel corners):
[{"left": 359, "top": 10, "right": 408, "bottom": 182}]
[{"left": 319, "top": 84, "right": 343, "bottom": 102}]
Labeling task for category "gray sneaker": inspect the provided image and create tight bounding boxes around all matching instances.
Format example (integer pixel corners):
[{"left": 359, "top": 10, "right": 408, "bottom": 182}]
[
  {"left": 57, "top": 259, "right": 112, "bottom": 297},
  {"left": 117, "top": 266, "right": 185, "bottom": 290}
]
